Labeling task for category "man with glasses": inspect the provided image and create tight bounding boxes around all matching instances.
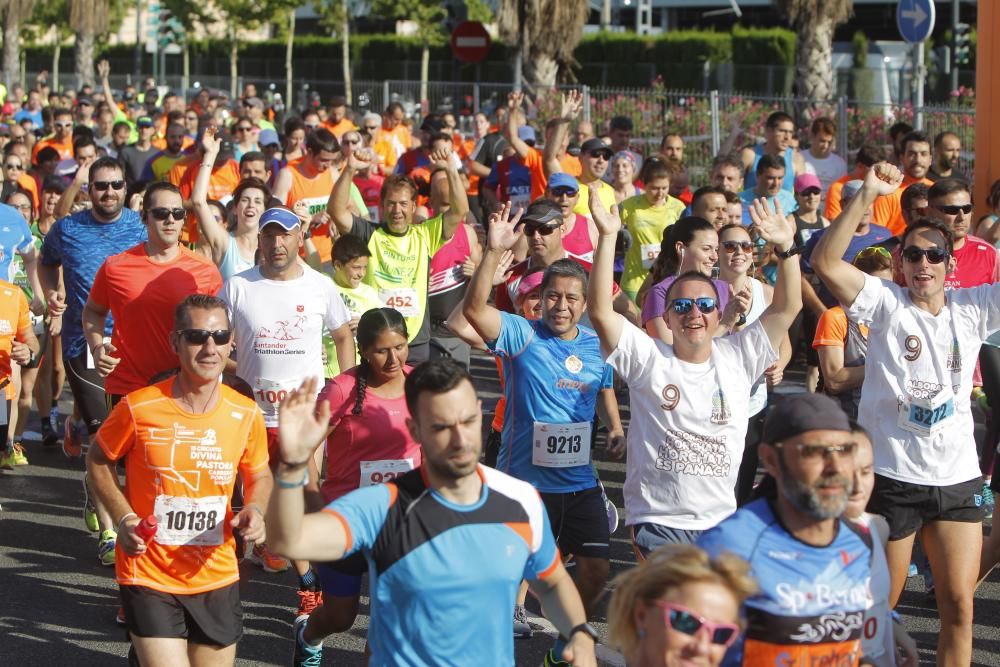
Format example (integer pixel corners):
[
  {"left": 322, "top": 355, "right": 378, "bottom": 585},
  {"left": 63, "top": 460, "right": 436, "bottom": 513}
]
[
  {"left": 813, "top": 163, "right": 994, "bottom": 667},
  {"left": 220, "top": 207, "right": 354, "bottom": 601},
  {"left": 86, "top": 293, "right": 272, "bottom": 667},
  {"left": 31, "top": 108, "right": 74, "bottom": 165},
  {"left": 925, "top": 179, "right": 994, "bottom": 290},
  {"left": 3, "top": 143, "right": 39, "bottom": 213},
  {"left": 543, "top": 92, "right": 616, "bottom": 218},
  {"left": 243, "top": 96, "right": 274, "bottom": 132},
  {"left": 39, "top": 156, "right": 145, "bottom": 564},
  {"left": 360, "top": 112, "right": 380, "bottom": 142},
  {"left": 119, "top": 116, "right": 158, "bottom": 185},
  {"left": 741, "top": 111, "right": 806, "bottom": 194},
  {"left": 586, "top": 189, "right": 801, "bottom": 555},
  {"left": 698, "top": 393, "right": 872, "bottom": 667},
  {"left": 546, "top": 173, "right": 597, "bottom": 261}
]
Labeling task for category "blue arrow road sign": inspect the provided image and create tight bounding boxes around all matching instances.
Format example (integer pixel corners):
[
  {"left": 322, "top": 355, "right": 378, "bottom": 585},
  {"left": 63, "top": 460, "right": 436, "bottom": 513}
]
[{"left": 897, "top": 0, "right": 935, "bottom": 44}]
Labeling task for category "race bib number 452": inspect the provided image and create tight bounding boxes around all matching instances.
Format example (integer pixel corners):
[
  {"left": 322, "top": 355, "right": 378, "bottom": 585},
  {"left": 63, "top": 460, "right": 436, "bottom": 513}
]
[{"left": 379, "top": 288, "right": 420, "bottom": 318}]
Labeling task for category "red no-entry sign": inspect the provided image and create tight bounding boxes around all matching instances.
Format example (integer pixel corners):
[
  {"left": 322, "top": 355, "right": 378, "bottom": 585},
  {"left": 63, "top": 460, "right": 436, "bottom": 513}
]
[{"left": 450, "top": 21, "right": 491, "bottom": 63}]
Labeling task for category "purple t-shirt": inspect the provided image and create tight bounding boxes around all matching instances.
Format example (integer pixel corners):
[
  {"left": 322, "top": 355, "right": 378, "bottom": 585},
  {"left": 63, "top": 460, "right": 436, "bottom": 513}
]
[{"left": 640, "top": 276, "right": 731, "bottom": 325}]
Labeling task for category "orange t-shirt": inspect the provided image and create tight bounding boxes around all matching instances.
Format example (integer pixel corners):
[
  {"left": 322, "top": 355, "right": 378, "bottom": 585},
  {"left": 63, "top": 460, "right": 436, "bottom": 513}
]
[
  {"left": 372, "top": 125, "right": 412, "bottom": 171},
  {"left": 89, "top": 245, "right": 223, "bottom": 395},
  {"left": 31, "top": 135, "right": 73, "bottom": 164},
  {"left": 0, "top": 280, "right": 29, "bottom": 399},
  {"left": 812, "top": 306, "right": 869, "bottom": 349},
  {"left": 559, "top": 154, "right": 583, "bottom": 178},
  {"left": 526, "top": 147, "right": 548, "bottom": 201},
  {"left": 97, "top": 379, "right": 269, "bottom": 595},
  {"left": 285, "top": 163, "right": 336, "bottom": 262},
  {"left": 823, "top": 174, "right": 852, "bottom": 220},
  {"left": 178, "top": 160, "right": 242, "bottom": 242},
  {"left": 322, "top": 118, "right": 355, "bottom": 139},
  {"left": 167, "top": 154, "right": 199, "bottom": 187},
  {"left": 17, "top": 173, "right": 39, "bottom": 211},
  {"left": 872, "top": 175, "right": 933, "bottom": 236}
]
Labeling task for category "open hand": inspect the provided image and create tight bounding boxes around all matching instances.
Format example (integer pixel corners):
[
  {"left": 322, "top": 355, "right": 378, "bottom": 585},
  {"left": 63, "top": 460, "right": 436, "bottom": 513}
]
[
  {"left": 486, "top": 201, "right": 525, "bottom": 252},
  {"left": 749, "top": 198, "right": 794, "bottom": 249},
  {"left": 560, "top": 90, "right": 583, "bottom": 120},
  {"left": 277, "top": 376, "right": 331, "bottom": 468}
]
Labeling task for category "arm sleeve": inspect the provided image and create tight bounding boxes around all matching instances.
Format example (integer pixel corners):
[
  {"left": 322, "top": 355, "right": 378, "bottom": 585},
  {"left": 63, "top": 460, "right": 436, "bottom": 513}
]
[
  {"left": 95, "top": 398, "right": 137, "bottom": 461},
  {"left": 238, "top": 408, "right": 270, "bottom": 476},
  {"left": 813, "top": 307, "right": 848, "bottom": 349},
  {"left": 606, "top": 320, "right": 657, "bottom": 385},
  {"left": 487, "top": 311, "right": 533, "bottom": 357},
  {"left": 322, "top": 484, "right": 393, "bottom": 556}
]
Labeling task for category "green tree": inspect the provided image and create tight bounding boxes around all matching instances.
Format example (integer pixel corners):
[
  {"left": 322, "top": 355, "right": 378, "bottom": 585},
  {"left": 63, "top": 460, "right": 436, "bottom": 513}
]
[
  {"left": 497, "top": 0, "right": 589, "bottom": 88},
  {"left": 314, "top": 0, "right": 352, "bottom": 104},
  {"left": 213, "top": 0, "right": 277, "bottom": 98},
  {"left": 161, "top": 0, "right": 214, "bottom": 95},
  {"left": 25, "top": 0, "right": 73, "bottom": 91},
  {"left": 0, "top": 0, "right": 34, "bottom": 90},
  {"left": 371, "top": 0, "right": 446, "bottom": 105},
  {"left": 774, "top": 0, "right": 853, "bottom": 101},
  {"left": 67, "top": 0, "right": 128, "bottom": 88}
]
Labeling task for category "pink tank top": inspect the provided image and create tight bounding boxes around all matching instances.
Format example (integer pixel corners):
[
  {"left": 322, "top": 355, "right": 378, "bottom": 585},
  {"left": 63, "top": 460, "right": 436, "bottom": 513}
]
[
  {"left": 561, "top": 214, "right": 594, "bottom": 262},
  {"left": 429, "top": 224, "right": 472, "bottom": 297}
]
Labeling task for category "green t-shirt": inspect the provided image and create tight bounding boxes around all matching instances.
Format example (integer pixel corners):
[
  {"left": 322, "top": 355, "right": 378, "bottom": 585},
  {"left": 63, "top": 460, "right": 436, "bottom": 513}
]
[
  {"left": 350, "top": 214, "right": 446, "bottom": 346},
  {"left": 323, "top": 279, "right": 382, "bottom": 378},
  {"left": 620, "top": 194, "right": 686, "bottom": 299}
]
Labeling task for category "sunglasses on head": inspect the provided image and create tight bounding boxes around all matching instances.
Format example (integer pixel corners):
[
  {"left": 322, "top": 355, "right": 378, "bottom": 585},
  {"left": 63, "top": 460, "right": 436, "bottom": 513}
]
[
  {"left": 92, "top": 180, "right": 125, "bottom": 191},
  {"left": 669, "top": 297, "right": 717, "bottom": 315},
  {"left": 654, "top": 601, "right": 740, "bottom": 647},
  {"left": 722, "top": 240, "right": 754, "bottom": 254},
  {"left": 854, "top": 246, "right": 891, "bottom": 264},
  {"left": 901, "top": 245, "right": 949, "bottom": 264},
  {"left": 934, "top": 203, "right": 973, "bottom": 215},
  {"left": 523, "top": 223, "right": 558, "bottom": 236},
  {"left": 177, "top": 329, "right": 232, "bottom": 345},
  {"left": 148, "top": 207, "right": 186, "bottom": 221}
]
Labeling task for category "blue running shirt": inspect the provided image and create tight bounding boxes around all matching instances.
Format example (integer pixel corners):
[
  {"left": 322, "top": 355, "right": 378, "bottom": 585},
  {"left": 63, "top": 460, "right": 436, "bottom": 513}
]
[
  {"left": 39, "top": 209, "right": 146, "bottom": 358},
  {"left": 698, "top": 499, "right": 873, "bottom": 667},
  {"left": 489, "top": 312, "right": 612, "bottom": 493},
  {"left": 325, "top": 466, "right": 560, "bottom": 667},
  {"left": 0, "top": 203, "right": 37, "bottom": 281}
]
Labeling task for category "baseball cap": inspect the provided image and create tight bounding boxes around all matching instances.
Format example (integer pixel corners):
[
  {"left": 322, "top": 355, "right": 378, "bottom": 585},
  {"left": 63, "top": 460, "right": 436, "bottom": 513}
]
[
  {"left": 762, "top": 393, "right": 851, "bottom": 444},
  {"left": 518, "top": 125, "right": 537, "bottom": 143},
  {"left": 77, "top": 95, "right": 94, "bottom": 106},
  {"left": 520, "top": 199, "right": 562, "bottom": 226},
  {"left": 840, "top": 179, "right": 864, "bottom": 205},
  {"left": 548, "top": 173, "right": 579, "bottom": 193},
  {"left": 259, "top": 207, "right": 301, "bottom": 232},
  {"left": 244, "top": 96, "right": 264, "bottom": 109},
  {"left": 258, "top": 128, "right": 279, "bottom": 147},
  {"left": 136, "top": 116, "right": 154, "bottom": 127},
  {"left": 794, "top": 173, "right": 822, "bottom": 193},
  {"left": 515, "top": 271, "right": 544, "bottom": 304},
  {"left": 580, "top": 137, "right": 612, "bottom": 159}
]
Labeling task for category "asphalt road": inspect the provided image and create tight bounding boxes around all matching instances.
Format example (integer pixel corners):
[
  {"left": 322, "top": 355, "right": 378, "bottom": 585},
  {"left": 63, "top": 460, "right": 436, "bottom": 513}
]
[{"left": 2, "top": 353, "right": 1000, "bottom": 666}]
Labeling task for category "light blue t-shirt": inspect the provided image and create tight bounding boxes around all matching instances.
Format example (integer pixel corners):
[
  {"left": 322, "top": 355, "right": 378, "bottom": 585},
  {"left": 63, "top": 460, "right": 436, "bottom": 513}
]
[
  {"left": 488, "top": 312, "right": 612, "bottom": 494},
  {"left": 0, "top": 203, "right": 36, "bottom": 282}
]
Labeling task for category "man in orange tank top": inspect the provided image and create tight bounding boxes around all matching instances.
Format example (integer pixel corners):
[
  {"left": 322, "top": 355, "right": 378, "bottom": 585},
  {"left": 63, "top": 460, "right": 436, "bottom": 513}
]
[{"left": 273, "top": 129, "right": 341, "bottom": 264}]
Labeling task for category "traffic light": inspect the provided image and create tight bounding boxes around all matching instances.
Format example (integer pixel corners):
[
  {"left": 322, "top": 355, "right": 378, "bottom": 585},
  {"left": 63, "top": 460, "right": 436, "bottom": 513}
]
[
  {"left": 156, "top": 9, "right": 184, "bottom": 48},
  {"left": 953, "top": 22, "right": 971, "bottom": 66}
]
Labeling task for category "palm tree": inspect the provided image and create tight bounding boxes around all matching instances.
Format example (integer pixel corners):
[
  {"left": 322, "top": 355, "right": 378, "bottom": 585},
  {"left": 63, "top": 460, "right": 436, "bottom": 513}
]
[
  {"left": 0, "top": 0, "right": 33, "bottom": 90},
  {"left": 69, "top": 0, "right": 110, "bottom": 89},
  {"left": 775, "top": 0, "right": 854, "bottom": 102},
  {"left": 497, "top": 0, "right": 589, "bottom": 88}
]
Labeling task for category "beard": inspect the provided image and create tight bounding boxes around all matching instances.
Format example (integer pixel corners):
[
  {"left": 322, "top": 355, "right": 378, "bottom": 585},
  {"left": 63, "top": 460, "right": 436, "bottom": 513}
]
[{"left": 778, "top": 453, "right": 851, "bottom": 520}]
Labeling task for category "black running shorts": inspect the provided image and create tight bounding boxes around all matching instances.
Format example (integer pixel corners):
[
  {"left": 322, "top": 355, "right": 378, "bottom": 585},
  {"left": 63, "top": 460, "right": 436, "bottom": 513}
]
[
  {"left": 540, "top": 485, "right": 610, "bottom": 559},
  {"left": 120, "top": 582, "right": 242, "bottom": 647},
  {"left": 867, "top": 474, "right": 985, "bottom": 541}
]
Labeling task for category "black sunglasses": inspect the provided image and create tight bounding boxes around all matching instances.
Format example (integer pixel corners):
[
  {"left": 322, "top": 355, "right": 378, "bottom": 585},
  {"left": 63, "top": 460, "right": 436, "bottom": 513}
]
[
  {"left": 523, "top": 224, "right": 558, "bottom": 236},
  {"left": 901, "top": 246, "right": 949, "bottom": 264},
  {"left": 148, "top": 207, "right": 186, "bottom": 221},
  {"left": 92, "top": 180, "right": 125, "bottom": 191},
  {"left": 670, "top": 297, "right": 718, "bottom": 314},
  {"left": 550, "top": 187, "right": 577, "bottom": 197},
  {"left": 177, "top": 329, "right": 232, "bottom": 345},
  {"left": 934, "top": 203, "right": 973, "bottom": 215},
  {"left": 588, "top": 150, "right": 612, "bottom": 160},
  {"left": 798, "top": 187, "right": 822, "bottom": 196}
]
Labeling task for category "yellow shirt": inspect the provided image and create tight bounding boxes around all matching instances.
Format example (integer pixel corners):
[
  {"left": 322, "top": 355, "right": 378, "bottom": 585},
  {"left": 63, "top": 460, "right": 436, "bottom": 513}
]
[
  {"left": 573, "top": 180, "right": 617, "bottom": 218},
  {"left": 620, "top": 194, "right": 686, "bottom": 299}
]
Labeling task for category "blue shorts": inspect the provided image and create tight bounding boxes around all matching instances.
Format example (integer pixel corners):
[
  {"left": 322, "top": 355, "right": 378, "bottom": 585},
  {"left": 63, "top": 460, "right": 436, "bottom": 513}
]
[
  {"left": 315, "top": 552, "right": 367, "bottom": 598},
  {"left": 630, "top": 522, "right": 703, "bottom": 560}
]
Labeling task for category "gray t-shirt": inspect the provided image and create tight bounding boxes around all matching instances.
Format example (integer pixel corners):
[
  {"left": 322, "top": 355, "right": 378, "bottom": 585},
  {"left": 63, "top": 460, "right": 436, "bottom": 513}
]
[{"left": 118, "top": 144, "right": 158, "bottom": 183}]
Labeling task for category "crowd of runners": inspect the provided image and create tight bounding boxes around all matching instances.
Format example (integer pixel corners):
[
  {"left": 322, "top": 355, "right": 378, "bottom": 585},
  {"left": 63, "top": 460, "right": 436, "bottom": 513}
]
[{"left": 1, "top": 59, "right": 999, "bottom": 667}]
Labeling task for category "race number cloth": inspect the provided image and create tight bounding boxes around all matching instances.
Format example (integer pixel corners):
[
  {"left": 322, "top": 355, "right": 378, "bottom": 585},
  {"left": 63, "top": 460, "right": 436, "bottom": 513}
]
[
  {"left": 847, "top": 274, "right": 1000, "bottom": 485},
  {"left": 221, "top": 265, "right": 350, "bottom": 427},
  {"left": 488, "top": 312, "right": 611, "bottom": 493},
  {"left": 96, "top": 378, "right": 268, "bottom": 594},
  {"left": 607, "top": 320, "right": 776, "bottom": 530},
  {"left": 322, "top": 466, "right": 560, "bottom": 666},
  {"left": 699, "top": 499, "right": 873, "bottom": 667}
]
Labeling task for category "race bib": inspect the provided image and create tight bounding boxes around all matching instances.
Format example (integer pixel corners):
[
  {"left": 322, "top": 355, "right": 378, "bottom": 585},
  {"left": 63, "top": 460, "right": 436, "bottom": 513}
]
[
  {"left": 86, "top": 336, "right": 112, "bottom": 370},
  {"left": 641, "top": 242, "right": 661, "bottom": 270},
  {"left": 254, "top": 377, "right": 301, "bottom": 409},
  {"left": 300, "top": 196, "right": 328, "bottom": 216},
  {"left": 360, "top": 458, "right": 415, "bottom": 487},
  {"left": 380, "top": 287, "right": 420, "bottom": 318},
  {"left": 532, "top": 421, "right": 592, "bottom": 468},
  {"left": 897, "top": 385, "right": 955, "bottom": 437},
  {"left": 152, "top": 494, "right": 227, "bottom": 546},
  {"left": 862, "top": 603, "right": 889, "bottom": 659}
]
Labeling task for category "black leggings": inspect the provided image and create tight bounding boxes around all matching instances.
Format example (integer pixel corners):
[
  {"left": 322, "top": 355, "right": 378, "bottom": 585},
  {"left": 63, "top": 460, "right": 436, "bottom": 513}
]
[
  {"left": 65, "top": 353, "right": 108, "bottom": 435},
  {"left": 735, "top": 407, "right": 767, "bottom": 506},
  {"left": 980, "top": 346, "right": 1000, "bottom": 480}
]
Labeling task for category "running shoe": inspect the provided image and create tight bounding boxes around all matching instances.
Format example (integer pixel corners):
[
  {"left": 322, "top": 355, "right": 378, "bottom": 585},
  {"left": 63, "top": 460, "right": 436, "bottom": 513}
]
[
  {"left": 98, "top": 529, "right": 117, "bottom": 566},
  {"left": 83, "top": 475, "right": 99, "bottom": 532},
  {"left": 7, "top": 442, "right": 28, "bottom": 466},
  {"left": 249, "top": 543, "right": 290, "bottom": 573},
  {"left": 115, "top": 606, "right": 127, "bottom": 626},
  {"left": 513, "top": 604, "right": 533, "bottom": 639},
  {"left": 296, "top": 588, "right": 323, "bottom": 618},
  {"left": 293, "top": 615, "right": 323, "bottom": 667},
  {"left": 63, "top": 419, "right": 84, "bottom": 458},
  {"left": 542, "top": 648, "right": 572, "bottom": 667},
  {"left": 0, "top": 446, "right": 19, "bottom": 469},
  {"left": 41, "top": 419, "right": 60, "bottom": 448}
]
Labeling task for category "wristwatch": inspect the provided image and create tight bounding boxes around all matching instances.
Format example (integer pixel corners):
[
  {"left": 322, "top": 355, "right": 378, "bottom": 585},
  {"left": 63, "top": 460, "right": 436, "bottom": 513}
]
[
  {"left": 775, "top": 244, "right": 803, "bottom": 259},
  {"left": 568, "top": 622, "right": 600, "bottom": 643}
]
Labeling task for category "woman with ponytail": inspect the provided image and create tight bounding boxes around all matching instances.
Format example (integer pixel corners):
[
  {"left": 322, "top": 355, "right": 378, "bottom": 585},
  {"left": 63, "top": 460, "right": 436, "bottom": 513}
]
[{"left": 296, "top": 307, "right": 418, "bottom": 652}]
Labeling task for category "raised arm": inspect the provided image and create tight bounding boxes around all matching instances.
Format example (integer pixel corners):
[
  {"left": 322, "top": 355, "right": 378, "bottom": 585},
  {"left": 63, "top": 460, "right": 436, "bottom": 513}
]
[
  {"left": 544, "top": 90, "right": 582, "bottom": 178},
  {"left": 505, "top": 91, "right": 530, "bottom": 160},
  {"left": 191, "top": 129, "right": 230, "bottom": 263},
  {"left": 55, "top": 156, "right": 94, "bottom": 219},
  {"left": 434, "top": 147, "right": 469, "bottom": 241},
  {"left": 748, "top": 198, "right": 802, "bottom": 352},
  {"left": 462, "top": 202, "right": 523, "bottom": 344},
  {"left": 812, "top": 163, "right": 902, "bottom": 308},
  {"left": 327, "top": 149, "right": 373, "bottom": 235},
  {"left": 266, "top": 377, "right": 350, "bottom": 562},
  {"left": 587, "top": 186, "right": 625, "bottom": 355}
]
